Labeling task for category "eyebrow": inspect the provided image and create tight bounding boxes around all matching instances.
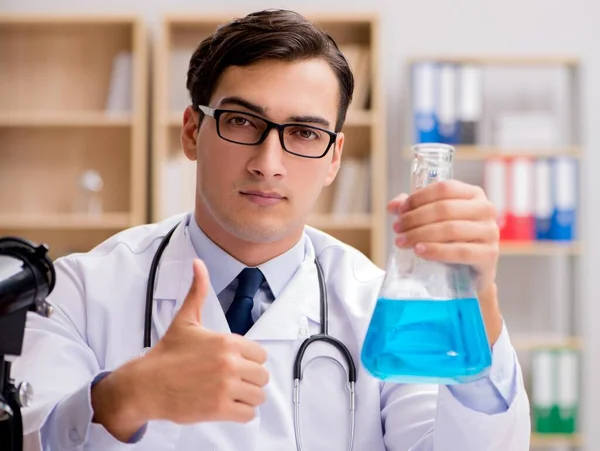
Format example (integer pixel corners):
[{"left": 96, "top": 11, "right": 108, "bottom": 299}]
[{"left": 218, "top": 96, "right": 332, "bottom": 128}]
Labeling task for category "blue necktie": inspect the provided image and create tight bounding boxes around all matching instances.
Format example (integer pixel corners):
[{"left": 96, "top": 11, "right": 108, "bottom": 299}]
[{"left": 226, "top": 268, "right": 265, "bottom": 335}]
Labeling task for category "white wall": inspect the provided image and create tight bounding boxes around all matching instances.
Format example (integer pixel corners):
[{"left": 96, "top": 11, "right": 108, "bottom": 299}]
[{"left": 3, "top": 0, "right": 599, "bottom": 448}]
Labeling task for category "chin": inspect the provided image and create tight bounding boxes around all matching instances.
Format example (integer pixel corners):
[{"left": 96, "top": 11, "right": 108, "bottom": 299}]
[{"left": 220, "top": 215, "right": 293, "bottom": 243}]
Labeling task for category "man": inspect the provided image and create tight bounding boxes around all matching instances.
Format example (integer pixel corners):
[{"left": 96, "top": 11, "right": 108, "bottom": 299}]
[{"left": 13, "top": 9, "right": 530, "bottom": 451}]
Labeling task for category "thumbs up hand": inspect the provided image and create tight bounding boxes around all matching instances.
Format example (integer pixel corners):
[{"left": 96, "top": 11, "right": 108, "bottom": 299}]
[
  {"left": 91, "top": 259, "right": 270, "bottom": 442},
  {"left": 147, "top": 259, "right": 269, "bottom": 423}
]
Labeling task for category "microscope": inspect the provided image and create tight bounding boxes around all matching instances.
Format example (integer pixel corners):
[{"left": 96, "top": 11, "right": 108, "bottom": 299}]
[{"left": 0, "top": 237, "right": 56, "bottom": 451}]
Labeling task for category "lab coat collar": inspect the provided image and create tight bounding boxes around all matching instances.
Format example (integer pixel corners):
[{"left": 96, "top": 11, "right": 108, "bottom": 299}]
[
  {"left": 246, "top": 242, "right": 321, "bottom": 341},
  {"left": 151, "top": 214, "right": 228, "bottom": 338},
  {"left": 151, "top": 214, "right": 321, "bottom": 341}
]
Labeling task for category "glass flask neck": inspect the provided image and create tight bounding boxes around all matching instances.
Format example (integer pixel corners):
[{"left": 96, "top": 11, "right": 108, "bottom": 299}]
[{"left": 411, "top": 143, "right": 455, "bottom": 192}]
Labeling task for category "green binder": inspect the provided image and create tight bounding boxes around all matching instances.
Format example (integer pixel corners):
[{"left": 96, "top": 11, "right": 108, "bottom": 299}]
[
  {"left": 532, "top": 349, "right": 558, "bottom": 433},
  {"left": 556, "top": 348, "right": 578, "bottom": 434}
]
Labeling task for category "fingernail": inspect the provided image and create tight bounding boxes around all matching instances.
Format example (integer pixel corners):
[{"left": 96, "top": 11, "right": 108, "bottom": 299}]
[
  {"left": 399, "top": 200, "right": 409, "bottom": 213},
  {"left": 393, "top": 221, "right": 402, "bottom": 233},
  {"left": 396, "top": 234, "right": 407, "bottom": 245},
  {"left": 415, "top": 243, "right": 426, "bottom": 254}
]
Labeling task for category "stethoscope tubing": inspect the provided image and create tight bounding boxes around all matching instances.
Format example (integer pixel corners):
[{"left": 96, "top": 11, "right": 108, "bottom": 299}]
[{"left": 143, "top": 222, "right": 357, "bottom": 450}]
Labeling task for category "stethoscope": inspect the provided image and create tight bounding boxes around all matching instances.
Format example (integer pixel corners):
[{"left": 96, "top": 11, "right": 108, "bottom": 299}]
[{"left": 142, "top": 224, "right": 357, "bottom": 451}]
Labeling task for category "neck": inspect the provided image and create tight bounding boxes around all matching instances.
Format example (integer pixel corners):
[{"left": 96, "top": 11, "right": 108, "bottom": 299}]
[{"left": 194, "top": 203, "right": 304, "bottom": 267}]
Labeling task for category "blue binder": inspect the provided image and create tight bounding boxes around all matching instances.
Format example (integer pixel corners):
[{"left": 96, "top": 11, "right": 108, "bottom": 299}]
[
  {"left": 436, "top": 63, "right": 459, "bottom": 144},
  {"left": 550, "top": 157, "right": 577, "bottom": 241},
  {"left": 534, "top": 159, "right": 552, "bottom": 240},
  {"left": 412, "top": 62, "right": 439, "bottom": 143}
]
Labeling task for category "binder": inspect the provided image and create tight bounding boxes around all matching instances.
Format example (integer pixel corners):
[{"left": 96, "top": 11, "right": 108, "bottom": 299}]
[
  {"left": 457, "top": 65, "right": 483, "bottom": 145},
  {"left": 550, "top": 157, "right": 577, "bottom": 241},
  {"left": 105, "top": 51, "right": 133, "bottom": 114},
  {"left": 534, "top": 159, "right": 552, "bottom": 240},
  {"left": 412, "top": 62, "right": 439, "bottom": 143},
  {"left": 436, "top": 64, "right": 459, "bottom": 144},
  {"left": 505, "top": 158, "right": 534, "bottom": 241},
  {"left": 483, "top": 158, "right": 508, "bottom": 239},
  {"left": 331, "top": 157, "right": 363, "bottom": 215},
  {"left": 532, "top": 349, "right": 557, "bottom": 433},
  {"left": 556, "top": 349, "right": 578, "bottom": 434}
]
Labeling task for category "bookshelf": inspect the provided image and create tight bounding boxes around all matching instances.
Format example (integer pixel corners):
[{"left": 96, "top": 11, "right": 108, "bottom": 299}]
[
  {"left": 404, "top": 145, "right": 583, "bottom": 161},
  {"left": 0, "top": 15, "right": 148, "bottom": 259},
  {"left": 406, "top": 56, "right": 583, "bottom": 450},
  {"left": 152, "top": 13, "right": 387, "bottom": 267}
]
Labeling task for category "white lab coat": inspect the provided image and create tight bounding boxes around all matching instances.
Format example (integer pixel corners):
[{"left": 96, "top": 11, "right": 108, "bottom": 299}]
[{"left": 12, "top": 213, "right": 531, "bottom": 451}]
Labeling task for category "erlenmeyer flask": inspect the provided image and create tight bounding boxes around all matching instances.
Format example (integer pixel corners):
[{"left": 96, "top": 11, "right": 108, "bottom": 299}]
[{"left": 361, "top": 143, "right": 492, "bottom": 384}]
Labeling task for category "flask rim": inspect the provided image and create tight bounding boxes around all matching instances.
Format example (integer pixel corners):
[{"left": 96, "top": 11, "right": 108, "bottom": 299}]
[{"left": 411, "top": 143, "right": 456, "bottom": 155}]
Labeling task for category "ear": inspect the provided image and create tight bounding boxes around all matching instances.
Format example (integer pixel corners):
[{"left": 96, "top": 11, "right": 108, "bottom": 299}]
[
  {"left": 323, "top": 132, "right": 344, "bottom": 186},
  {"left": 181, "top": 105, "right": 200, "bottom": 162}
]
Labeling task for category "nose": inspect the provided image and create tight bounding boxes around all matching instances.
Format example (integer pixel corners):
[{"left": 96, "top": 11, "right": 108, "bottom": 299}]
[{"left": 247, "top": 128, "right": 287, "bottom": 179}]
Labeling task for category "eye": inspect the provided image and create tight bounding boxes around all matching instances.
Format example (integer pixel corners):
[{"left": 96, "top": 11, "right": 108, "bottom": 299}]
[
  {"left": 292, "top": 127, "right": 320, "bottom": 140},
  {"left": 228, "top": 116, "right": 251, "bottom": 127}
]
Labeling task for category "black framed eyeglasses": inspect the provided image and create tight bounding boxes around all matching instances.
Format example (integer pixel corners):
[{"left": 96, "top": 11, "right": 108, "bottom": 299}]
[{"left": 197, "top": 105, "right": 338, "bottom": 159}]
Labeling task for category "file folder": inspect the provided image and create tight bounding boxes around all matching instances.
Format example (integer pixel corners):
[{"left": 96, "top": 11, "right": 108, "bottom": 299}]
[
  {"left": 556, "top": 349, "right": 578, "bottom": 434},
  {"left": 532, "top": 349, "right": 557, "bottom": 433},
  {"left": 534, "top": 159, "right": 552, "bottom": 240},
  {"left": 550, "top": 157, "right": 577, "bottom": 241},
  {"left": 505, "top": 158, "right": 534, "bottom": 241},
  {"left": 436, "top": 64, "right": 459, "bottom": 144},
  {"left": 412, "top": 62, "right": 439, "bottom": 143}
]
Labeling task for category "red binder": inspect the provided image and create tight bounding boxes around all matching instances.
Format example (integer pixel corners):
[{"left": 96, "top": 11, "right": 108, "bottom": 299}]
[{"left": 504, "top": 157, "right": 534, "bottom": 241}]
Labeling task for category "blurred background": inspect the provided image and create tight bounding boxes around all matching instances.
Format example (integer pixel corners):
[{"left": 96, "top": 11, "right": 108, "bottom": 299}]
[{"left": 0, "top": 0, "right": 596, "bottom": 449}]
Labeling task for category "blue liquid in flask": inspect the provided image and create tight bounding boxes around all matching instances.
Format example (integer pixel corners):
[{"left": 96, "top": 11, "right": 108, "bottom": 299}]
[{"left": 361, "top": 297, "right": 491, "bottom": 385}]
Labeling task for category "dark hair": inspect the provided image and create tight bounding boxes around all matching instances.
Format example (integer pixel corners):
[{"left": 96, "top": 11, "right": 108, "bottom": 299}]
[{"left": 186, "top": 9, "right": 354, "bottom": 132}]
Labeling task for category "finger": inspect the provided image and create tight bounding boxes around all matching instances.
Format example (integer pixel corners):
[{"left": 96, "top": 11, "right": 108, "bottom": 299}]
[
  {"left": 227, "top": 401, "right": 258, "bottom": 423},
  {"left": 174, "top": 259, "right": 209, "bottom": 325},
  {"left": 238, "top": 359, "right": 270, "bottom": 387},
  {"left": 394, "top": 199, "right": 496, "bottom": 232},
  {"left": 414, "top": 242, "right": 498, "bottom": 266},
  {"left": 400, "top": 180, "right": 485, "bottom": 213},
  {"left": 239, "top": 339, "right": 268, "bottom": 364},
  {"left": 395, "top": 220, "right": 497, "bottom": 248},
  {"left": 231, "top": 381, "right": 266, "bottom": 407},
  {"left": 387, "top": 193, "right": 409, "bottom": 214}
]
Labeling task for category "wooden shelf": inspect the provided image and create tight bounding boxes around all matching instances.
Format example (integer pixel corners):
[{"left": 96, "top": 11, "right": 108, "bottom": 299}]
[
  {"left": 513, "top": 335, "right": 583, "bottom": 351},
  {"left": 162, "top": 12, "right": 379, "bottom": 24},
  {"left": 455, "top": 146, "right": 581, "bottom": 160},
  {"left": 0, "top": 14, "right": 143, "bottom": 25},
  {"left": 345, "top": 109, "right": 374, "bottom": 126},
  {"left": 307, "top": 214, "right": 372, "bottom": 230},
  {"left": 530, "top": 433, "right": 582, "bottom": 447},
  {"left": 0, "top": 111, "right": 132, "bottom": 127},
  {"left": 404, "top": 145, "right": 582, "bottom": 160},
  {"left": 500, "top": 241, "right": 580, "bottom": 255},
  {"left": 0, "top": 213, "right": 132, "bottom": 230},
  {"left": 407, "top": 56, "right": 579, "bottom": 67},
  {"left": 0, "top": 15, "right": 148, "bottom": 258}
]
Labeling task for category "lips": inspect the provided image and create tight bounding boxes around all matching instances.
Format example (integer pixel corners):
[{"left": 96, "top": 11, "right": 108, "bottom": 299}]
[
  {"left": 240, "top": 190, "right": 286, "bottom": 206},
  {"left": 240, "top": 190, "right": 285, "bottom": 199}
]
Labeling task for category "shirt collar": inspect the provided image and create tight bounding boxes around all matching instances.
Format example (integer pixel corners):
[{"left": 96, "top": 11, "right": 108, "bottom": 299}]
[{"left": 187, "top": 213, "right": 306, "bottom": 298}]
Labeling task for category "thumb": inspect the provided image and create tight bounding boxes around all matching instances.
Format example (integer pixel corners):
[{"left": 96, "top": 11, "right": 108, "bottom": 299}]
[{"left": 175, "top": 259, "right": 210, "bottom": 325}]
